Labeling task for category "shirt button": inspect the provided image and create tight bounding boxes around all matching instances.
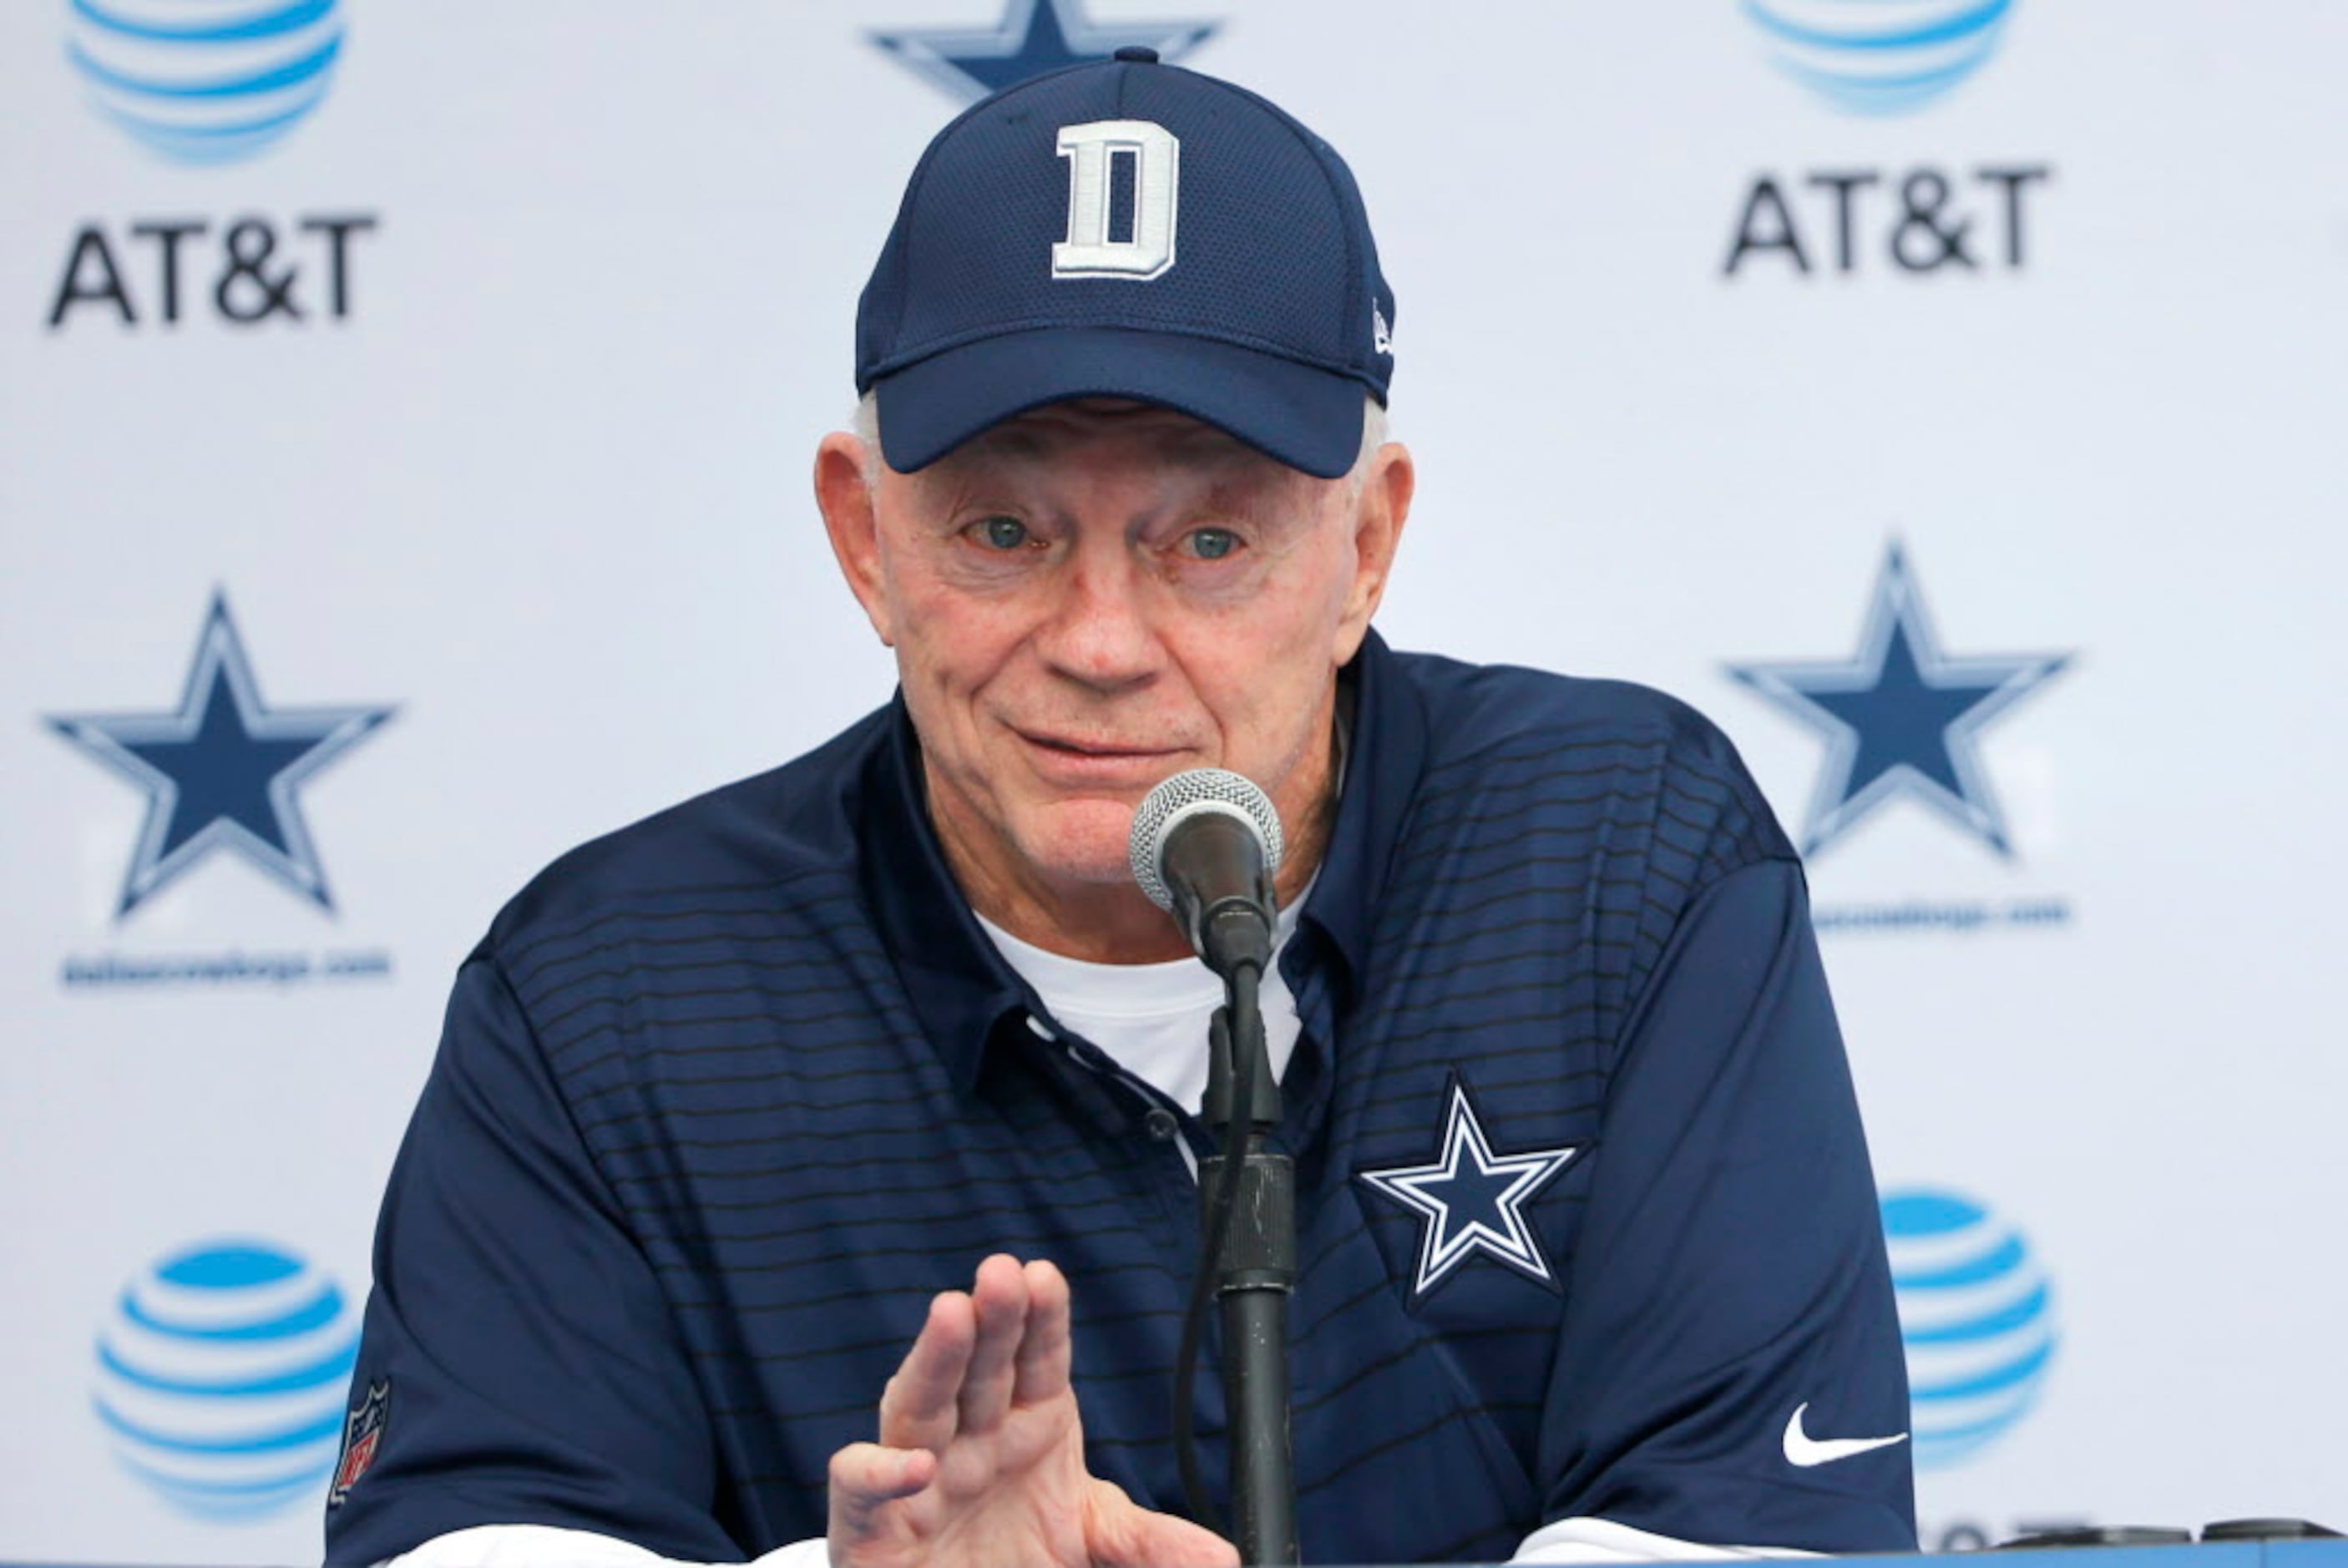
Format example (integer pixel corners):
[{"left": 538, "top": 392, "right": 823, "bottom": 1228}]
[{"left": 1143, "top": 1108, "right": 1180, "bottom": 1141}]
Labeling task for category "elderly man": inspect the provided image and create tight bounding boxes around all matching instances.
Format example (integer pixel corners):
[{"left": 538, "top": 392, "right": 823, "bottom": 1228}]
[{"left": 325, "top": 50, "right": 1914, "bottom": 1568}]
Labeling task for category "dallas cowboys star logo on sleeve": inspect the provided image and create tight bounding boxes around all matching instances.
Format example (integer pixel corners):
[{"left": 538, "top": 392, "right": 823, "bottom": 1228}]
[{"left": 1359, "top": 1078, "right": 1581, "bottom": 1300}]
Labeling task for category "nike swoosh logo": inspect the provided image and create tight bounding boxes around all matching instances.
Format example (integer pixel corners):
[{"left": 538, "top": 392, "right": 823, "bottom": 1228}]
[{"left": 1783, "top": 1402, "right": 1910, "bottom": 1468}]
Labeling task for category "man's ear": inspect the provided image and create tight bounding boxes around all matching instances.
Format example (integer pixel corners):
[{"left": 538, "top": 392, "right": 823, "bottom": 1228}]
[
  {"left": 1332, "top": 442, "right": 1414, "bottom": 665},
  {"left": 814, "top": 431, "right": 895, "bottom": 647}
]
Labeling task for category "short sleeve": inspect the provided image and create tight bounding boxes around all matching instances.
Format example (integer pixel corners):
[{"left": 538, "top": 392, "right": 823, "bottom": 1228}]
[
  {"left": 1536, "top": 860, "right": 1916, "bottom": 1552},
  {"left": 323, "top": 952, "right": 741, "bottom": 1565}
]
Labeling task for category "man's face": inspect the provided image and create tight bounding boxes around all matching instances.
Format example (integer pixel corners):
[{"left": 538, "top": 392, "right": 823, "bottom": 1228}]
[{"left": 817, "top": 401, "right": 1408, "bottom": 933}]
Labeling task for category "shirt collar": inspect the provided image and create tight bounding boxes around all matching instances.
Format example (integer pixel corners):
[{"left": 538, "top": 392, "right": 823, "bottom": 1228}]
[
  {"left": 855, "top": 696, "right": 1032, "bottom": 1095},
  {"left": 1290, "top": 628, "right": 1427, "bottom": 1006},
  {"left": 852, "top": 627, "right": 1428, "bottom": 1090}
]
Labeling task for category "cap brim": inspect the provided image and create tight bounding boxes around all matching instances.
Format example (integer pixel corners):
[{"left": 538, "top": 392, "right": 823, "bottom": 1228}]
[{"left": 873, "top": 326, "right": 1369, "bottom": 479}]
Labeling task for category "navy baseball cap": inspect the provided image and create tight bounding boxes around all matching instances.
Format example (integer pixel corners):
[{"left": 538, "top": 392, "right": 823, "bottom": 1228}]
[{"left": 855, "top": 48, "right": 1397, "bottom": 479}]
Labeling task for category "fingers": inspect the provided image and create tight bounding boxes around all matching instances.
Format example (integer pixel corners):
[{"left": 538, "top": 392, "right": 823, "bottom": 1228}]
[
  {"left": 827, "top": 1441, "right": 938, "bottom": 1541},
  {"left": 1086, "top": 1479, "right": 1240, "bottom": 1568},
  {"left": 1010, "top": 1257, "right": 1072, "bottom": 1408},
  {"left": 876, "top": 1287, "right": 976, "bottom": 1454},
  {"left": 954, "top": 1253, "right": 1030, "bottom": 1434},
  {"left": 877, "top": 1254, "right": 1050, "bottom": 1451}
]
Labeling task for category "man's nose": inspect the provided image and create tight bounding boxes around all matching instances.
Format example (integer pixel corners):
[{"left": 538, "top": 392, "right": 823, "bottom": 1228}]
[{"left": 1035, "top": 539, "right": 1163, "bottom": 691}]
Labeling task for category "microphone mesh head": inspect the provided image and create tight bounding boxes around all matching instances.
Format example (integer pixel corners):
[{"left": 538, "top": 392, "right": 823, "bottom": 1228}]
[{"left": 1126, "top": 768, "right": 1286, "bottom": 912}]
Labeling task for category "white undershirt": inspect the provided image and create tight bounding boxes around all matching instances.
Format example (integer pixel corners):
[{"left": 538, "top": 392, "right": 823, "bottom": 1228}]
[{"left": 972, "top": 886, "right": 1309, "bottom": 1128}]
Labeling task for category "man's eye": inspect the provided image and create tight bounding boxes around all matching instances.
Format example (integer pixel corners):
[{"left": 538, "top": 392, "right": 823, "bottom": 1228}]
[
  {"left": 1185, "top": 528, "right": 1240, "bottom": 561},
  {"left": 972, "top": 517, "right": 1030, "bottom": 551}
]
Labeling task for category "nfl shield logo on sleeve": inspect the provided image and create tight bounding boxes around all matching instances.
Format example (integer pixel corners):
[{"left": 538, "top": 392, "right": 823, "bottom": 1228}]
[{"left": 328, "top": 1379, "right": 390, "bottom": 1506}]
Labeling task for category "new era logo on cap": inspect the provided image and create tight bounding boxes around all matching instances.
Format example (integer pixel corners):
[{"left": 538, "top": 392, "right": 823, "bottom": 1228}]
[{"left": 856, "top": 51, "right": 1396, "bottom": 478}]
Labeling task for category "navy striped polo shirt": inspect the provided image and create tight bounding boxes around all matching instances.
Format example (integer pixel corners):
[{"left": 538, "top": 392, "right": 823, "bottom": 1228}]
[{"left": 326, "top": 630, "right": 1915, "bottom": 1565}]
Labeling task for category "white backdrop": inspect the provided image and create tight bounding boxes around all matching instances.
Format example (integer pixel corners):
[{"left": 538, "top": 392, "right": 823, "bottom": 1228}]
[{"left": 5, "top": 1, "right": 2345, "bottom": 1561}]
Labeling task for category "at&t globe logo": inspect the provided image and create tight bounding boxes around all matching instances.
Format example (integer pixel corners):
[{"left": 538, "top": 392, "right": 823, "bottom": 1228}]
[
  {"left": 93, "top": 1241, "right": 361, "bottom": 1520},
  {"left": 1745, "top": 0, "right": 2012, "bottom": 115},
  {"left": 67, "top": 0, "right": 347, "bottom": 164},
  {"left": 1882, "top": 1188, "right": 2057, "bottom": 1467}
]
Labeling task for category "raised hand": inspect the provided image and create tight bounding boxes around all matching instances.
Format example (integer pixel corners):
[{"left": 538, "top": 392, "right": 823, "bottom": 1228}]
[{"left": 826, "top": 1254, "right": 1237, "bottom": 1568}]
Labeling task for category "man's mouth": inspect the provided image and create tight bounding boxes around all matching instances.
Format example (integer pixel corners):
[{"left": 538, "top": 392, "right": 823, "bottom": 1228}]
[{"left": 1020, "top": 731, "right": 1176, "bottom": 757}]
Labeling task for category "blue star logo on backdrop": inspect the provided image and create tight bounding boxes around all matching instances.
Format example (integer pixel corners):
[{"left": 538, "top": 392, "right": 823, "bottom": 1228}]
[
  {"left": 1359, "top": 1080, "right": 1581, "bottom": 1299},
  {"left": 1726, "top": 542, "right": 2069, "bottom": 859},
  {"left": 46, "top": 592, "right": 396, "bottom": 918},
  {"left": 871, "top": 0, "right": 1217, "bottom": 103}
]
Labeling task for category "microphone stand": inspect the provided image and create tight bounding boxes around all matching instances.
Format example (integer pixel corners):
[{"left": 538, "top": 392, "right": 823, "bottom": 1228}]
[{"left": 1200, "top": 962, "right": 1298, "bottom": 1565}]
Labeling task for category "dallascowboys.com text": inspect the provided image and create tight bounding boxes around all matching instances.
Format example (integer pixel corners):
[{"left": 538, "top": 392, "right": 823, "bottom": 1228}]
[
  {"left": 61, "top": 948, "right": 395, "bottom": 990},
  {"left": 1813, "top": 898, "right": 2072, "bottom": 935}
]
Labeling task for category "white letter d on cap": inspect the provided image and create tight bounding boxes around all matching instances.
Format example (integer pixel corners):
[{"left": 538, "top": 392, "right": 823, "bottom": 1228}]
[{"left": 1053, "top": 119, "right": 1179, "bottom": 280}]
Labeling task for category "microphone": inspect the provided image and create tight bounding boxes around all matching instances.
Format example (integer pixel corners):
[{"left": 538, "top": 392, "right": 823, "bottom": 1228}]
[
  {"left": 1127, "top": 767, "right": 1285, "bottom": 979},
  {"left": 1132, "top": 767, "right": 1302, "bottom": 1565}
]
